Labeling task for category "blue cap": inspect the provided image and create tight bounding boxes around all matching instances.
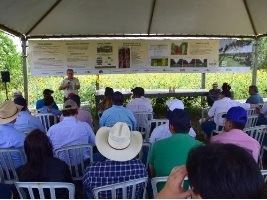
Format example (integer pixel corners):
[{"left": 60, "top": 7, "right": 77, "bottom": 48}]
[{"left": 222, "top": 106, "right": 247, "bottom": 125}]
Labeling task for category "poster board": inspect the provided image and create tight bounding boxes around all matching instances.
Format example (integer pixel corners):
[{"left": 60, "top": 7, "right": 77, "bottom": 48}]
[{"left": 28, "top": 38, "right": 253, "bottom": 76}]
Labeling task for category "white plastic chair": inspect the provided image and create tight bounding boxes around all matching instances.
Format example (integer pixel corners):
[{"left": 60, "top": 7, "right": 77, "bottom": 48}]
[
  {"left": 134, "top": 112, "right": 153, "bottom": 140},
  {"left": 247, "top": 108, "right": 256, "bottom": 116},
  {"left": 245, "top": 115, "right": 258, "bottom": 128},
  {"left": 138, "top": 142, "right": 151, "bottom": 167},
  {"left": 15, "top": 182, "right": 75, "bottom": 199},
  {"left": 92, "top": 177, "right": 148, "bottom": 199},
  {"left": 148, "top": 119, "right": 168, "bottom": 133},
  {"left": 54, "top": 144, "right": 93, "bottom": 181},
  {"left": 151, "top": 176, "right": 189, "bottom": 198},
  {"left": 36, "top": 113, "right": 57, "bottom": 133},
  {"left": 0, "top": 148, "right": 26, "bottom": 184},
  {"left": 261, "top": 169, "right": 267, "bottom": 183},
  {"left": 244, "top": 125, "right": 267, "bottom": 167}
]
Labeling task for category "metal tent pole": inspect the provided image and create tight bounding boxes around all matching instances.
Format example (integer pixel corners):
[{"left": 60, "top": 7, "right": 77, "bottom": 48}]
[
  {"left": 201, "top": 73, "right": 206, "bottom": 106},
  {"left": 252, "top": 38, "right": 259, "bottom": 85},
  {"left": 21, "top": 36, "right": 28, "bottom": 101}
]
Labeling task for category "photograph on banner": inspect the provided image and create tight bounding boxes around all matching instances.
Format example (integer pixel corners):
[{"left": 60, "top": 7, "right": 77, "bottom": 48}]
[
  {"left": 28, "top": 40, "right": 66, "bottom": 76},
  {"left": 65, "top": 41, "right": 93, "bottom": 74},
  {"left": 149, "top": 41, "right": 169, "bottom": 67},
  {"left": 118, "top": 40, "right": 148, "bottom": 68},
  {"left": 219, "top": 39, "right": 253, "bottom": 67},
  {"left": 170, "top": 39, "right": 219, "bottom": 68},
  {"left": 95, "top": 41, "right": 117, "bottom": 69}
]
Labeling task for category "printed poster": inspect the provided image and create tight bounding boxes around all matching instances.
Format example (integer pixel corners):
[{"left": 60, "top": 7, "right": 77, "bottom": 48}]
[
  {"left": 148, "top": 42, "right": 169, "bottom": 67},
  {"left": 95, "top": 41, "right": 117, "bottom": 69}
]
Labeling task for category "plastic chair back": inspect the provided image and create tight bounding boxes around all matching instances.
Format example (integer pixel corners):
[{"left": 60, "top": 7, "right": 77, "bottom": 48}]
[
  {"left": 138, "top": 142, "right": 151, "bottom": 167},
  {"left": 134, "top": 112, "right": 153, "bottom": 140},
  {"left": 93, "top": 177, "right": 148, "bottom": 199},
  {"left": 247, "top": 108, "right": 256, "bottom": 116},
  {"left": 0, "top": 148, "right": 26, "bottom": 184},
  {"left": 15, "top": 182, "right": 75, "bottom": 199},
  {"left": 151, "top": 176, "right": 188, "bottom": 198},
  {"left": 54, "top": 144, "right": 93, "bottom": 181},
  {"left": 245, "top": 115, "right": 258, "bottom": 128},
  {"left": 148, "top": 119, "right": 168, "bottom": 134},
  {"left": 36, "top": 113, "right": 57, "bottom": 132}
]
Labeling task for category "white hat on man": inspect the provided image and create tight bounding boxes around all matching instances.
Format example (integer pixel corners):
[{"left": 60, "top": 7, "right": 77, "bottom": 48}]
[
  {"left": 166, "top": 99, "right": 185, "bottom": 111},
  {"left": 96, "top": 122, "right": 143, "bottom": 162}
]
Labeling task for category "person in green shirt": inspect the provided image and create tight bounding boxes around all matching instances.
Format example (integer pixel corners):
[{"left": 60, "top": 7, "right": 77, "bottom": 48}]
[{"left": 149, "top": 108, "right": 202, "bottom": 178}]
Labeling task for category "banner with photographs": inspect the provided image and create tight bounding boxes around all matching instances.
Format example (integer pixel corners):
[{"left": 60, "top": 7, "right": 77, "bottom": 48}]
[{"left": 28, "top": 38, "right": 253, "bottom": 76}]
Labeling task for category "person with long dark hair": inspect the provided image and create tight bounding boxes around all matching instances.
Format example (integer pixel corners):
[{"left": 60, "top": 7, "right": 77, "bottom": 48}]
[{"left": 17, "top": 129, "right": 72, "bottom": 198}]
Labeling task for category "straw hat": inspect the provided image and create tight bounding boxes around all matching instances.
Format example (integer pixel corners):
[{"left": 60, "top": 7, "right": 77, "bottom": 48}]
[
  {"left": 96, "top": 122, "right": 143, "bottom": 161},
  {"left": 0, "top": 100, "right": 20, "bottom": 124}
]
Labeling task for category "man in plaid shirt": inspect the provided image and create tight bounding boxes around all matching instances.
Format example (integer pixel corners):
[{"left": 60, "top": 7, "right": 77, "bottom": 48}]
[{"left": 83, "top": 122, "right": 147, "bottom": 198}]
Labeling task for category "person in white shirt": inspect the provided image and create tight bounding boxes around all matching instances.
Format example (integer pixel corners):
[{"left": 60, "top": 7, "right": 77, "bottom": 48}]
[
  {"left": 126, "top": 87, "right": 153, "bottom": 113},
  {"left": 47, "top": 99, "right": 95, "bottom": 163},
  {"left": 59, "top": 69, "right": 80, "bottom": 100},
  {"left": 149, "top": 99, "right": 196, "bottom": 144},
  {"left": 201, "top": 89, "right": 251, "bottom": 137}
]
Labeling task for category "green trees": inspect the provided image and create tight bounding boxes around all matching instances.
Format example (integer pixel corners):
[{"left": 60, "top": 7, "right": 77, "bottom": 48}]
[{"left": 0, "top": 31, "right": 23, "bottom": 101}]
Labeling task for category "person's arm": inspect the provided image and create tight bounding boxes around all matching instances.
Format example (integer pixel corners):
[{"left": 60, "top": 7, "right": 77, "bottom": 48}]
[
  {"left": 74, "top": 79, "right": 80, "bottom": 90},
  {"left": 158, "top": 166, "right": 192, "bottom": 199},
  {"left": 149, "top": 164, "right": 156, "bottom": 178},
  {"left": 59, "top": 80, "right": 68, "bottom": 90}
]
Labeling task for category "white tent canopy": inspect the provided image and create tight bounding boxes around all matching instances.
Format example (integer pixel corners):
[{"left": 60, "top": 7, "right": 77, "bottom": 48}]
[
  {"left": 1, "top": 0, "right": 266, "bottom": 100},
  {"left": 1, "top": 0, "right": 267, "bottom": 38}
]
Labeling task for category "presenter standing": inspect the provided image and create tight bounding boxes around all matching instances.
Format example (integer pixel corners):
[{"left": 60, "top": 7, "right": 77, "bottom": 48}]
[{"left": 59, "top": 69, "right": 80, "bottom": 101}]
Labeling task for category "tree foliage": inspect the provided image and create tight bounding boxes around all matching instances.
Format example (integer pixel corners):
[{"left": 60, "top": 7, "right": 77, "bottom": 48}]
[{"left": 0, "top": 31, "right": 23, "bottom": 100}]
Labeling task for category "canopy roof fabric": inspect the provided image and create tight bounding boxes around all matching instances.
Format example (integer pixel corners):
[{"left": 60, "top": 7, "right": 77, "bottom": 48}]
[{"left": 1, "top": 0, "right": 267, "bottom": 38}]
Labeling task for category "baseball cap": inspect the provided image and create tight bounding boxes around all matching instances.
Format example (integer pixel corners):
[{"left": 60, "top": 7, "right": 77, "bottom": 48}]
[
  {"left": 222, "top": 106, "right": 247, "bottom": 125},
  {"left": 166, "top": 99, "right": 184, "bottom": 111},
  {"left": 43, "top": 89, "right": 54, "bottom": 95},
  {"left": 169, "top": 109, "right": 191, "bottom": 131},
  {"left": 63, "top": 99, "right": 78, "bottom": 110}
]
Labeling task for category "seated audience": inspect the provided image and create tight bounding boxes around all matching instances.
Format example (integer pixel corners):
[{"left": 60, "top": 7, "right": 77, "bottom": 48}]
[
  {"left": 60, "top": 94, "right": 93, "bottom": 128},
  {"left": 83, "top": 122, "right": 147, "bottom": 198},
  {"left": 17, "top": 129, "right": 72, "bottom": 198},
  {"left": 201, "top": 88, "right": 251, "bottom": 137},
  {"left": 47, "top": 99, "right": 95, "bottom": 162},
  {"left": 36, "top": 89, "right": 59, "bottom": 110},
  {"left": 12, "top": 90, "right": 23, "bottom": 100},
  {"left": 100, "top": 91, "right": 137, "bottom": 130},
  {"left": 149, "top": 99, "right": 196, "bottom": 144},
  {"left": 222, "top": 82, "right": 234, "bottom": 99},
  {"left": 0, "top": 100, "right": 26, "bottom": 168},
  {"left": 98, "top": 87, "right": 114, "bottom": 115},
  {"left": 126, "top": 87, "right": 153, "bottom": 113},
  {"left": 207, "top": 82, "right": 221, "bottom": 106},
  {"left": 149, "top": 109, "right": 201, "bottom": 179},
  {"left": 211, "top": 106, "right": 260, "bottom": 162},
  {"left": 246, "top": 85, "right": 263, "bottom": 104},
  {"left": 14, "top": 96, "right": 45, "bottom": 134},
  {"left": 158, "top": 144, "right": 264, "bottom": 199},
  {"left": 39, "top": 95, "right": 61, "bottom": 117}
]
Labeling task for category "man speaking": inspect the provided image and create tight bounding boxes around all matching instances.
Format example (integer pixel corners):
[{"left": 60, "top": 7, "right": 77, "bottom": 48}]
[{"left": 59, "top": 69, "right": 80, "bottom": 101}]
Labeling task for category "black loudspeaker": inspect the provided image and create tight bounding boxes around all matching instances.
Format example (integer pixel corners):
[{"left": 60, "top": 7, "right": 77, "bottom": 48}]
[{"left": 1, "top": 71, "right": 10, "bottom": 82}]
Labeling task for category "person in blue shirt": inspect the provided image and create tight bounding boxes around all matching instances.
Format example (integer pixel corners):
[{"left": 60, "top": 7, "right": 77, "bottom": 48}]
[
  {"left": 0, "top": 100, "right": 26, "bottom": 168},
  {"left": 14, "top": 96, "right": 45, "bottom": 134},
  {"left": 99, "top": 91, "right": 137, "bottom": 130},
  {"left": 36, "top": 89, "right": 59, "bottom": 111},
  {"left": 246, "top": 85, "right": 263, "bottom": 104},
  {"left": 39, "top": 95, "right": 61, "bottom": 117}
]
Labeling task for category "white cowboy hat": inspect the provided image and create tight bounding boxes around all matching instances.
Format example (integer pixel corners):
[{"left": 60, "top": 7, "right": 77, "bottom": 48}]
[
  {"left": 96, "top": 122, "right": 143, "bottom": 162},
  {"left": 0, "top": 100, "right": 20, "bottom": 124},
  {"left": 166, "top": 99, "right": 184, "bottom": 111}
]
